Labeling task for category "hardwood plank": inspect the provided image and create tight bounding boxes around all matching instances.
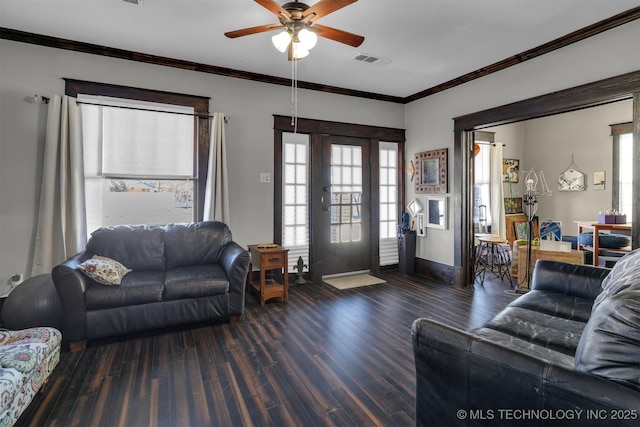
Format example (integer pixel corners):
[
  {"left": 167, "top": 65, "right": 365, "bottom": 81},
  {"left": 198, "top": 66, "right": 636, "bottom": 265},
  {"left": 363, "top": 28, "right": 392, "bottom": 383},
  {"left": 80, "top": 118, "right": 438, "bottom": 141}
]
[{"left": 17, "top": 271, "right": 517, "bottom": 426}]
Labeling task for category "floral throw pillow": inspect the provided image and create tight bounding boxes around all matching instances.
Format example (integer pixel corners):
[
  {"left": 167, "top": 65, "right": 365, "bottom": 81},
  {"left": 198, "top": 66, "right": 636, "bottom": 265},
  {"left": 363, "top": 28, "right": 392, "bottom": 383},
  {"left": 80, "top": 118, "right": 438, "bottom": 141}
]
[{"left": 78, "top": 255, "right": 131, "bottom": 285}]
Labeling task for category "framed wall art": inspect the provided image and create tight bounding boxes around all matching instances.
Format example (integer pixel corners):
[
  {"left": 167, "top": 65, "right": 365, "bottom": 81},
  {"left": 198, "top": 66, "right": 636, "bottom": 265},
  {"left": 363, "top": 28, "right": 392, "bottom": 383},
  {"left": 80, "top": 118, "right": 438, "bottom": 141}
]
[
  {"left": 416, "top": 213, "right": 426, "bottom": 236},
  {"left": 502, "top": 158, "right": 520, "bottom": 183},
  {"left": 504, "top": 197, "right": 523, "bottom": 214},
  {"left": 414, "top": 148, "right": 448, "bottom": 193},
  {"left": 593, "top": 170, "right": 605, "bottom": 190}
]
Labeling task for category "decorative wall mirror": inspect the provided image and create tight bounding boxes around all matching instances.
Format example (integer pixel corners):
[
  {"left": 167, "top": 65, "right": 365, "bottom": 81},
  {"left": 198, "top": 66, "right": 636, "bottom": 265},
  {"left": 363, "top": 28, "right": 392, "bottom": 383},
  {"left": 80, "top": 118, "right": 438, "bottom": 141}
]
[
  {"left": 407, "top": 198, "right": 423, "bottom": 217},
  {"left": 426, "top": 196, "right": 448, "bottom": 229}
]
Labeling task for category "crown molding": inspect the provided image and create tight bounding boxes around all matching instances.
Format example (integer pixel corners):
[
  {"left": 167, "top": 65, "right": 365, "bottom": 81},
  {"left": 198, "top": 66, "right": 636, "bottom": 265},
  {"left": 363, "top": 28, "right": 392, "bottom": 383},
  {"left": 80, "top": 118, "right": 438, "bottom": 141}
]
[{"left": 2, "top": 6, "right": 639, "bottom": 104}]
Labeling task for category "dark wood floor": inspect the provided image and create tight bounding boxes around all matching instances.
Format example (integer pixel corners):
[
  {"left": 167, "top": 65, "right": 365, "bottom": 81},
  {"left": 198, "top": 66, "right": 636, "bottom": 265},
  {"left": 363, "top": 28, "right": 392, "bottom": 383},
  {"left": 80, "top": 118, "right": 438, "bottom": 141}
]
[{"left": 18, "top": 270, "right": 517, "bottom": 427}]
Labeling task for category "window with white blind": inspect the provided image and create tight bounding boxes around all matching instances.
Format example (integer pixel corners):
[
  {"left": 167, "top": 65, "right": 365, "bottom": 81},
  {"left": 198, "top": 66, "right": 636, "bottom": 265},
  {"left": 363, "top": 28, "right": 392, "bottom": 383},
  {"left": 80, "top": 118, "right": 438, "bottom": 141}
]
[
  {"left": 616, "top": 132, "right": 633, "bottom": 222},
  {"left": 473, "top": 136, "right": 493, "bottom": 233},
  {"left": 379, "top": 142, "right": 399, "bottom": 265},
  {"left": 282, "top": 132, "right": 310, "bottom": 270},
  {"left": 79, "top": 94, "right": 196, "bottom": 234}
]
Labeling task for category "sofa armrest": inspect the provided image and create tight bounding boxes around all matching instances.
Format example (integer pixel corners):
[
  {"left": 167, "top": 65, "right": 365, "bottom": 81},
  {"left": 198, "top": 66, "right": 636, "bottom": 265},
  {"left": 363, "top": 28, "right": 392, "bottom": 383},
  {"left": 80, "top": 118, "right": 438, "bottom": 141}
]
[
  {"left": 531, "top": 260, "right": 610, "bottom": 300},
  {"left": 51, "top": 252, "right": 91, "bottom": 342},
  {"left": 411, "top": 317, "right": 640, "bottom": 427},
  {"left": 219, "top": 242, "right": 251, "bottom": 316}
]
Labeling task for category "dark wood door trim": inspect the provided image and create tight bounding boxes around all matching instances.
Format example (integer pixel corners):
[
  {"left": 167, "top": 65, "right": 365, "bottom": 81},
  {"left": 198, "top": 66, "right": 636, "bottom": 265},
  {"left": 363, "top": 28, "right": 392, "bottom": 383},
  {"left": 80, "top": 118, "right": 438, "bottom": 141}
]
[
  {"left": 452, "top": 71, "right": 640, "bottom": 287},
  {"left": 274, "top": 116, "right": 405, "bottom": 282}
]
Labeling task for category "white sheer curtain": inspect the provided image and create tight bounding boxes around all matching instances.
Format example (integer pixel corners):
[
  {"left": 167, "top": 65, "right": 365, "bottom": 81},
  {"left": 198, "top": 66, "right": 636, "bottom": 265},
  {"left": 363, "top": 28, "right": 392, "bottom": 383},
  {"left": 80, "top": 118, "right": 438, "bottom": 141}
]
[
  {"left": 32, "top": 95, "right": 87, "bottom": 275},
  {"left": 490, "top": 143, "right": 506, "bottom": 238},
  {"left": 203, "top": 113, "right": 230, "bottom": 224}
]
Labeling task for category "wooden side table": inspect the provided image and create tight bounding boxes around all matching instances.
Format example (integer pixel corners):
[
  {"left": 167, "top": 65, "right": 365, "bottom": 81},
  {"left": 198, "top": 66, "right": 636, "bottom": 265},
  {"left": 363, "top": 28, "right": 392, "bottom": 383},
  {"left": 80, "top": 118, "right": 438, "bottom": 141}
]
[
  {"left": 247, "top": 244, "right": 289, "bottom": 306},
  {"left": 575, "top": 221, "right": 632, "bottom": 266}
]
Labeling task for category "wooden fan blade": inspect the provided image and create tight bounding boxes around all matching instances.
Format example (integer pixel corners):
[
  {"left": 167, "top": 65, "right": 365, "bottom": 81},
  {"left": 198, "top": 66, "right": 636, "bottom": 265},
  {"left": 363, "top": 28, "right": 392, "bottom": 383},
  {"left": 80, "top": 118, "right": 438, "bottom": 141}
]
[
  {"left": 312, "top": 24, "right": 364, "bottom": 47},
  {"left": 224, "top": 24, "right": 281, "bottom": 39},
  {"left": 302, "top": 0, "right": 357, "bottom": 22},
  {"left": 255, "top": 0, "right": 292, "bottom": 18}
]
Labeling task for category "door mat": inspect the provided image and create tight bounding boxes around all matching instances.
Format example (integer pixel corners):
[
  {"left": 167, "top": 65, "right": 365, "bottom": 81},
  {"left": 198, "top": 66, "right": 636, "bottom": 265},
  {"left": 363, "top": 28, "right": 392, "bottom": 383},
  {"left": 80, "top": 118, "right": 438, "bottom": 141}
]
[{"left": 324, "top": 274, "right": 386, "bottom": 290}]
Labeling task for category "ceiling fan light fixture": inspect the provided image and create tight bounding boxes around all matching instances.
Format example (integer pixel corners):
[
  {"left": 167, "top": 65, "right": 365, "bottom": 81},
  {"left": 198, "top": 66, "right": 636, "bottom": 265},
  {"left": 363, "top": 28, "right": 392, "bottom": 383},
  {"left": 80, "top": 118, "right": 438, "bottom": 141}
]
[
  {"left": 272, "top": 30, "right": 292, "bottom": 52},
  {"left": 292, "top": 43, "right": 309, "bottom": 59},
  {"left": 297, "top": 28, "right": 317, "bottom": 50}
]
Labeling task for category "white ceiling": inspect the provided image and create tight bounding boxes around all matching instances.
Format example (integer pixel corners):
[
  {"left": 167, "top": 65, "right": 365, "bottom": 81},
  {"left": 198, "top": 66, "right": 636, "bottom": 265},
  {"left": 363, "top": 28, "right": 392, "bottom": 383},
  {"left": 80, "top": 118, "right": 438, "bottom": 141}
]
[{"left": 1, "top": 0, "right": 638, "bottom": 98}]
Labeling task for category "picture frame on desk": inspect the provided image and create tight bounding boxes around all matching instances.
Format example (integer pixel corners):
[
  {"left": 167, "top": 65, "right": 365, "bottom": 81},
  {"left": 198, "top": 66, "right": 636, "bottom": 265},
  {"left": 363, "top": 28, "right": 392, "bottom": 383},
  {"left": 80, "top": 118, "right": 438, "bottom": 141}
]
[{"left": 505, "top": 214, "right": 540, "bottom": 246}]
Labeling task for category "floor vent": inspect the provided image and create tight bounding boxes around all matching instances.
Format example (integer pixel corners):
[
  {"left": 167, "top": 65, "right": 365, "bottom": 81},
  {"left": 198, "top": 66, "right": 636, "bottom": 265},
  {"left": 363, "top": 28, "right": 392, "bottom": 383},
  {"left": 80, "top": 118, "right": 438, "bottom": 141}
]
[{"left": 352, "top": 53, "right": 391, "bottom": 66}]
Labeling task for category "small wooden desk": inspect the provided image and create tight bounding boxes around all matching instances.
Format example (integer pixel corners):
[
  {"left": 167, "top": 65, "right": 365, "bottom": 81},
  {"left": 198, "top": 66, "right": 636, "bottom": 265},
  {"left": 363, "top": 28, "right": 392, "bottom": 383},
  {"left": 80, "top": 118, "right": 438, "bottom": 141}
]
[
  {"left": 247, "top": 245, "right": 289, "bottom": 306},
  {"left": 517, "top": 245, "right": 584, "bottom": 289},
  {"left": 575, "top": 221, "right": 632, "bottom": 266}
]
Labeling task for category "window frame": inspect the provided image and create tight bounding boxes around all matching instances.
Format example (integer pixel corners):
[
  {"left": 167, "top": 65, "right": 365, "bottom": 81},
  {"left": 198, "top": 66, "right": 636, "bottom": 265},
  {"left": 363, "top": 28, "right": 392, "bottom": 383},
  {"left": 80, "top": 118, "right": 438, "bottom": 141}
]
[
  {"left": 473, "top": 131, "right": 495, "bottom": 231},
  {"left": 65, "top": 79, "right": 210, "bottom": 220},
  {"left": 610, "top": 122, "right": 633, "bottom": 220}
]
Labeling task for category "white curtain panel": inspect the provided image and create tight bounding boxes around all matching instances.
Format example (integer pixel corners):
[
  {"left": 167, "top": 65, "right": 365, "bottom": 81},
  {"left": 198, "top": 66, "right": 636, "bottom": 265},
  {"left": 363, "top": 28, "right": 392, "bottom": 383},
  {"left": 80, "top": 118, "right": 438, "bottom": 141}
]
[
  {"left": 203, "top": 113, "right": 230, "bottom": 224},
  {"left": 490, "top": 143, "right": 506, "bottom": 238},
  {"left": 32, "top": 95, "right": 87, "bottom": 275}
]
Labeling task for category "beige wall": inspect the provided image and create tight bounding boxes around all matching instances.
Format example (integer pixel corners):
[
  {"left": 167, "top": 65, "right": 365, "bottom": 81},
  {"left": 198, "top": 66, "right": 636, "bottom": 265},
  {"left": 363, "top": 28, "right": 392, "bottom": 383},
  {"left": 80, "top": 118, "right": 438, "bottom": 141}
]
[
  {"left": 0, "top": 39, "right": 404, "bottom": 293},
  {"left": 485, "top": 100, "right": 632, "bottom": 238},
  {"left": 1, "top": 18, "right": 638, "bottom": 290}
]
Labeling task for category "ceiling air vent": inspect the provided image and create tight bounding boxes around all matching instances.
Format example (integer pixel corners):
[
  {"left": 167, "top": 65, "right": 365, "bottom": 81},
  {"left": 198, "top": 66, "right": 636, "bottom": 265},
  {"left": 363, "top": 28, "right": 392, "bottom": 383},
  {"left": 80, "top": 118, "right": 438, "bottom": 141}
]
[
  {"left": 122, "top": 0, "right": 144, "bottom": 6},
  {"left": 352, "top": 53, "right": 391, "bottom": 66}
]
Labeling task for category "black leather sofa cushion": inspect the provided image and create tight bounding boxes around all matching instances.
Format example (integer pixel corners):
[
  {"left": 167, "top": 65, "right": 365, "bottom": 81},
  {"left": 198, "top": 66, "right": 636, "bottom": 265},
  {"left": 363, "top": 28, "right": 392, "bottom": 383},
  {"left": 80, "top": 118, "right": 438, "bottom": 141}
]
[
  {"left": 86, "top": 225, "right": 165, "bottom": 271},
  {"left": 164, "top": 265, "right": 229, "bottom": 301},
  {"left": 575, "top": 289, "right": 640, "bottom": 391},
  {"left": 85, "top": 271, "right": 165, "bottom": 310},
  {"left": 508, "top": 290, "right": 594, "bottom": 323},
  {"left": 480, "top": 306, "right": 586, "bottom": 355},
  {"left": 472, "top": 328, "right": 576, "bottom": 369},
  {"left": 164, "top": 222, "right": 232, "bottom": 269}
]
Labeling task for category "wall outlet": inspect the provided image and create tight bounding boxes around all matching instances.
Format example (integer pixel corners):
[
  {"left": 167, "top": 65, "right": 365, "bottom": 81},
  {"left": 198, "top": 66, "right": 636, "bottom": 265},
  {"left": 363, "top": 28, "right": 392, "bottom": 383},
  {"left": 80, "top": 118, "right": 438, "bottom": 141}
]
[
  {"left": 11, "top": 273, "right": 23, "bottom": 287},
  {"left": 259, "top": 172, "right": 271, "bottom": 183}
]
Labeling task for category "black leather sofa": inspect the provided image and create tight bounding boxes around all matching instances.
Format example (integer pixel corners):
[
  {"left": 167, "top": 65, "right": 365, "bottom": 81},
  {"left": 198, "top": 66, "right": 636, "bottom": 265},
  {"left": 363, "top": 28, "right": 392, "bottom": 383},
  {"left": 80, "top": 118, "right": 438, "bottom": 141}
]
[
  {"left": 412, "top": 250, "right": 640, "bottom": 427},
  {"left": 52, "top": 221, "right": 250, "bottom": 351}
]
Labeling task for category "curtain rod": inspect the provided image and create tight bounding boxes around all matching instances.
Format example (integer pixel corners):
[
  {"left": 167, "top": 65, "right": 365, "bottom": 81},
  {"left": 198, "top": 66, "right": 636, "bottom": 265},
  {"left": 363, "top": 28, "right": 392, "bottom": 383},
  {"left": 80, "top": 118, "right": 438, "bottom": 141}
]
[
  {"left": 475, "top": 142, "right": 505, "bottom": 146},
  {"left": 75, "top": 100, "right": 229, "bottom": 122}
]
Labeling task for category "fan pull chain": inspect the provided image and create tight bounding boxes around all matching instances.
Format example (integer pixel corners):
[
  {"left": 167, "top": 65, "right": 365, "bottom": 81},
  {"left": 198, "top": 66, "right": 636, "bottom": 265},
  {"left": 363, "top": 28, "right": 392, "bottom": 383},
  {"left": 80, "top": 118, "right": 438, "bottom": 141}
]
[{"left": 291, "top": 55, "right": 298, "bottom": 133}]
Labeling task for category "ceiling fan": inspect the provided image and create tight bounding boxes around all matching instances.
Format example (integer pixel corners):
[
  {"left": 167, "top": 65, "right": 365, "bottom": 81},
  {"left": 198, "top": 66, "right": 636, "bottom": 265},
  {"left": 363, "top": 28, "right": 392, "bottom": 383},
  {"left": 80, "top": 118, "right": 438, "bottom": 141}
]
[{"left": 224, "top": 0, "right": 364, "bottom": 60}]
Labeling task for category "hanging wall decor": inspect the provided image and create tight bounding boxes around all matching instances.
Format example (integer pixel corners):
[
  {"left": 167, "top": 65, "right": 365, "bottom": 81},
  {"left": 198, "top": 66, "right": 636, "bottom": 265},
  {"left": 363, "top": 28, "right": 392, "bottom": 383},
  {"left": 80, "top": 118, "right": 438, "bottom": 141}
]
[
  {"left": 558, "top": 155, "right": 585, "bottom": 191},
  {"left": 593, "top": 170, "right": 605, "bottom": 190},
  {"left": 416, "top": 213, "right": 426, "bottom": 236},
  {"left": 408, "top": 160, "right": 415, "bottom": 182},
  {"left": 504, "top": 197, "right": 523, "bottom": 214},
  {"left": 558, "top": 167, "right": 585, "bottom": 191},
  {"left": 502, "top": 158, "right": 520, "bottom": 183},
  {"left": 414, "top": 148, "right": 448, "bottom": 194}
]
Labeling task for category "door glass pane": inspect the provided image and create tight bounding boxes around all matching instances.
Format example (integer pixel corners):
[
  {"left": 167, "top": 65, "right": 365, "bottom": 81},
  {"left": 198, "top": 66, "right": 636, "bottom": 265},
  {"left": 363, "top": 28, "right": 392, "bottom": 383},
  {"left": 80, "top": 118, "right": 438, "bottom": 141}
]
[
  {"left": 331, "top": 225, "right": 340, "bottom": 243},
  {"left": 282, "top": 132, "right": 310, "bottom": 270},
  {"left": 379, "top": 142, "right": 399, "bottom": 265},
  {"left": 330, "top": 145, "right": 363, "bottom": 243}
]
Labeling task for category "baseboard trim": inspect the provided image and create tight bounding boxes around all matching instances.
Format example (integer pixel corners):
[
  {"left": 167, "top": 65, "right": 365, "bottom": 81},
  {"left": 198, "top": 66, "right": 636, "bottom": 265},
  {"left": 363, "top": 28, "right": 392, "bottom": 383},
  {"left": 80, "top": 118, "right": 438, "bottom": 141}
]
[{"left": 414, "top": 257, "right": 458, "bottom": 287}]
